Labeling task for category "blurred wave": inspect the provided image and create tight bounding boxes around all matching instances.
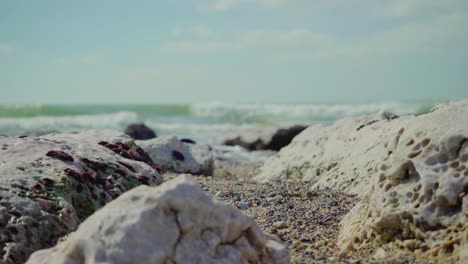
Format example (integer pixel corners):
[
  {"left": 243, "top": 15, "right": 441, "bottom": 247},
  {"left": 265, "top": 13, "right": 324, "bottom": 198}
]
[{"left": 0, "top": 101, "right": 441, "bottom": 142}]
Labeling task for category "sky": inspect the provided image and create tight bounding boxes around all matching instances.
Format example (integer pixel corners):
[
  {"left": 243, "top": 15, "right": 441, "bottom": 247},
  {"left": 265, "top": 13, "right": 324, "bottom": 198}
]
[{"left": 0, "top": 0, "right": 467, "bottom": 104}]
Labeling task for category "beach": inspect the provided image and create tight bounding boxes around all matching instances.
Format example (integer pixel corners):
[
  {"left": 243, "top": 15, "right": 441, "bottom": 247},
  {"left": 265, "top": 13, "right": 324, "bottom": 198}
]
[{"left": 1, "top": 100, "right": 466, "bottom": 264}]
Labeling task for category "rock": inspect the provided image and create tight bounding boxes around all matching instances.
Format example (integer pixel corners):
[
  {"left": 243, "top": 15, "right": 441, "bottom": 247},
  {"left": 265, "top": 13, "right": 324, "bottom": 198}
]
[
  {"left": 255, "top": 100, "right": 468, "bottom": 262},
  {"left": 220, "top": 125, "right": 307, "bottom": 151},
  {"left": 238, "top": 201, "right": 250, "bottom": 210},
  {"left": 136, "top": 136, "right": 214, "bottom": 175},
  {"left": 266, "top": 125, "right": 308, "bottom": 151},
  {"left": 124, "top": 123, "right": 156, "bottom": 140},
  {"left": 0, "top": 130, "right": 162, "bottom": 264},
  {"left": 26, "top": 175, "right": 290, "bottom": 264},
  {"left": 273, "top": 221, "right": 288, "bottom": 229}
]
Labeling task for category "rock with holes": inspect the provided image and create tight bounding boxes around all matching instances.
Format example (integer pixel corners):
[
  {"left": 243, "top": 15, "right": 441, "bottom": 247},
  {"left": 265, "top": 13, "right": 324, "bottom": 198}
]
[
  {"left": 255, "top": 100, "right": 468, "bottom": 262},
  {"left": 219, "top": 125, "right": 307, "bottom": 151},
  {"left": 0, "top": 130, "right": 162, "bottom": 264},
  {"left": 26, "top": 175, "right": 290, "bottom": 264},
  {"left": 136, "top": 136, "right": 214, "bottom": 175}
]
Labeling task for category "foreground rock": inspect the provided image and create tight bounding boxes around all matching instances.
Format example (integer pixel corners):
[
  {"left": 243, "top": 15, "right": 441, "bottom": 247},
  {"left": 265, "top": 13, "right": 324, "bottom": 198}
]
[
  {"left": 220, "top": 125, "right": 307, "bottom": 151},
  {"left": 137, "top": 136, "right": 214, "bottom": 175},
  {"left": 27, "top": 175, "right": 290, "bottom": 264},
  {"left": 124, "top": 123, "right": 156, "bottom": 140},
  {"left": 255, "top": 100, "right": 468, "bottom": 262},
  {"left": 0, "top": 131, "right": 162, "bottom": 264}
]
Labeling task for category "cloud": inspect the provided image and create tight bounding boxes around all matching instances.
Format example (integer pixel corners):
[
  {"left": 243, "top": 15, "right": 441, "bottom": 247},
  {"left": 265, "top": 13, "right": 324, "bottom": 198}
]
[
  {"left": 201, "top": 0, "right": 287, "bottom": 11},
  {"left": 281, "top": 12, "right": 468, "bottom": 61},
  {"left": 170, "top": 25, "right": 214, "bottom": 38},
  {"left": 163, "top": 10, "right": 468, "bottom": 61},
  {"left": 162, "top": 28, "right": 335, "bottom": 52},
  {"left": 0, "top": 44, "right": 15, "bottom": 55},
  {"left": 376, "top": 0, "right": 468, "bottom": 17}
]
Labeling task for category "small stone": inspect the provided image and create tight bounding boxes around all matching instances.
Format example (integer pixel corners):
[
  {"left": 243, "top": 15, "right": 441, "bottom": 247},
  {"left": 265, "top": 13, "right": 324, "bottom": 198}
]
[
  {"left": 238, "top": 201, "right": 250, "bottom": 210},
  {"left": 273, "top": 220, "right": 288, "bottom": 229},
  {"left": 215, "top": 191, "right": 226, "bottom": 198}
]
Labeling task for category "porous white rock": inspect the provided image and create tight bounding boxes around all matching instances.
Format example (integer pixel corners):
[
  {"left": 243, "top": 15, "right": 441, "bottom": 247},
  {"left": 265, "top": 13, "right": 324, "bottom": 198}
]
[
  {"left": 255, "top": 100, "right": 468, "bottom": 262},
  {"left": 26, "top": 175, "right": 290, "bottom": 264},
  {"left": 0, "top": 130, "right": 162, "bottom": 264},
  {"left": 136, "top": 136, "right": 214, "bottom": 175}
]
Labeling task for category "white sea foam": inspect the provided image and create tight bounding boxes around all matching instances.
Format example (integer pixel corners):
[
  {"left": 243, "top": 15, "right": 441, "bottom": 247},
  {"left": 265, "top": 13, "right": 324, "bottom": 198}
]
[
  {"left": 189, "top": 101, "right": 433, "bottom": 120},
  {"left": 0, "top": 111, "right": 139, "bottom": 135}
]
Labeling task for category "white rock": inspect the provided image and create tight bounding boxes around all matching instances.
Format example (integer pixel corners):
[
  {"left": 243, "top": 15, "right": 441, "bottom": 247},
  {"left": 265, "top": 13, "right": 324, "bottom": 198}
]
[
  {"left": 0, "top": 130, "right": 162, "bottom": 263},
  {"left": 26, "top": 175, "right": 290, "bottom": 264},
  {"left": 255, "top": 100, "right": 468, "bottom": 262},
  {"left": 136, "top": 136, "right": 214, "bottom": 175}
]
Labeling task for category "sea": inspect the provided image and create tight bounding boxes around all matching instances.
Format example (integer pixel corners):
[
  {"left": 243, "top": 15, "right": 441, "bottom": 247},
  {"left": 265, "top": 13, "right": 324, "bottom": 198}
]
[{"left": 0, "top": 101, "right": 440, "bottom": 144}]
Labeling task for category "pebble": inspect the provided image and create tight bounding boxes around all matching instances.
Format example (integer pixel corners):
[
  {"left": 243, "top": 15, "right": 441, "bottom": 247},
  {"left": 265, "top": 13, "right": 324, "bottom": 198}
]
[
  {"left": 215, "top": 191, "right": 226, "bottom": 198},
  {"left": 273, "top": 220, "right": 288, "bottom": 229},
  {"left": 238, "top": 201, "right": 250, "bottom": 210}
]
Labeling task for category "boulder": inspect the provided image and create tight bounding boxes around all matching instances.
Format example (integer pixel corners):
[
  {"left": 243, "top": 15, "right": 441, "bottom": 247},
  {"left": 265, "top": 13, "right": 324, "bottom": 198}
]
[
  {"left": 0, "top": 130, "right": 162, "bottom": 264},
  {"left": 219, "top": 125, "right": 307, "bottom": 151},
  {"left": 136, "top": 136, "right": 214, "bottom": 175},
  {"left": 26, "top": 175, "right": 290, "bottom": 264},
  {"left": 266, "top": 125, "right": 308, "bottom": 151},
  {"left": 255, "top": 100, "right": 468, "bottom": 262},
  {"left": 124, "top": 123, "right": 156, "bottom": 140}
]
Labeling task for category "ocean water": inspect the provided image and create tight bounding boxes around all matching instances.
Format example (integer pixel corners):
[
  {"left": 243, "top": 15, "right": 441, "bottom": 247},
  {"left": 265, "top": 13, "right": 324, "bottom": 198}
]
[{"left": 0, "top": 101, "right": 440, "bottom": 143}]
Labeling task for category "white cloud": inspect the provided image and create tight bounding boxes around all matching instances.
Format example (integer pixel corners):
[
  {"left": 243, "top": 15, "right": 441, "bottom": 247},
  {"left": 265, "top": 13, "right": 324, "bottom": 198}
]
[
  {"left": 281, "top": 12, "right": 468, "bottom": 61},
  {"left": 162, "top": 28, "right": 335, "bottom": 52},
  {"left": 171, "top": 25, "right": 214, "bottom": 38},
  {"left": 376, "top": 0, "right": 468, "bottom": 17},
  {"left": 163, "top": 10, "right": 468, "bottom": 60},
  {"left": 201, "top": 0, "right": 287, "bottom": 11},
  {"left": 0, "top": 44, "right": 15, "bottom": 55}
]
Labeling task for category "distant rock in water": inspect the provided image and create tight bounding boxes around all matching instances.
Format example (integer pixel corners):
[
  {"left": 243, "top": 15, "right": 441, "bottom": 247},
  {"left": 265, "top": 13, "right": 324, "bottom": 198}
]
[
  {"left": 266, "top": 125, "right": 307, "bottom": 151},
  {"left": 124, "top": 123, "right": 156, "bottom": 140},
  {"left": 220, "top": 125, "right": 307, "bottom": 151},
  {"left": 26, "top": 175, "right": 290, "bottom": 264}
]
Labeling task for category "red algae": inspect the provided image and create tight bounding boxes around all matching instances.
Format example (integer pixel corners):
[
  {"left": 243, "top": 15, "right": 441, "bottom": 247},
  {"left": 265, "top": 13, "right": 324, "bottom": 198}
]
[{"left": 46, "top": 150, "right": 74, "bottom": 162}]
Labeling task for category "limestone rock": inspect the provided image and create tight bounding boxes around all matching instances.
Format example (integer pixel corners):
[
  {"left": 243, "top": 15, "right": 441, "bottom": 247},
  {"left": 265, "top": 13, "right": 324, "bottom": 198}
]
[
  {"left": 26, "top": 175, "right": 290, "bottom": 264},
  {"left": 124, "top": 123, "right": 156, "bottom": 140},
  {"left": 255, "top": 100, "right": 468, "bottom": 262},
  {"left": 220, "top": 125, "right": 307, "bottom": 151},
  {"left": 0, "top": 130, "right": 162, "bottom": 264},
  {"left": 136, "top": 136, "right": 214, "bottom": 175}
]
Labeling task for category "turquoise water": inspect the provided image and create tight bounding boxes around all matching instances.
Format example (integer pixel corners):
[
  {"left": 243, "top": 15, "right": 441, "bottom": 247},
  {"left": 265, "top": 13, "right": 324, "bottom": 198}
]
[{"left": 0, "top": 101, "right": 440, "bottom": 143}]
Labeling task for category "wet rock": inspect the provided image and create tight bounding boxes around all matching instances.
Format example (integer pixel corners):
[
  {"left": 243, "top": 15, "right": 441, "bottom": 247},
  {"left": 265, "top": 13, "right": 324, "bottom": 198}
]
[
  {"left": 124, "top": 123, "right": 156, "bottom": 140},
  {"left": 0, "top": 130, "right": 162, "bottom": 263},
  {"left": 220, "top": 125, "right": 307, "bottom": 151},
  {"left": 266, "top": 125, "right": 307, "bottom": 151},
  {"left": 26, "top": 175, "right": 290, "bottom": 264}
]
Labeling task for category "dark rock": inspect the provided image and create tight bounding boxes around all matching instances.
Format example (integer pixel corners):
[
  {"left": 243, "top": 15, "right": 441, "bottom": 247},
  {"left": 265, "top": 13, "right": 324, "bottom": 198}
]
[
  {"left": 124, "top": 123, "right": 156, "bottom": 140},
  {"left": 266, "top": 125, "right": 307, "bottom": 151},
  {"left": 180, "top": 138, "right": 196, "bottom": 144},
  {"left": 221, "top": 125, "right": 307, "bottom": 151}
]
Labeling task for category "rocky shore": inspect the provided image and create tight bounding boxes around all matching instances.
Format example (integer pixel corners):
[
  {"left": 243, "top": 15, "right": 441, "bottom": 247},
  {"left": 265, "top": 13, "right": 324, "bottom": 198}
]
[{"left": 1, "top": 100, "right": 467, "bottom": 263}]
